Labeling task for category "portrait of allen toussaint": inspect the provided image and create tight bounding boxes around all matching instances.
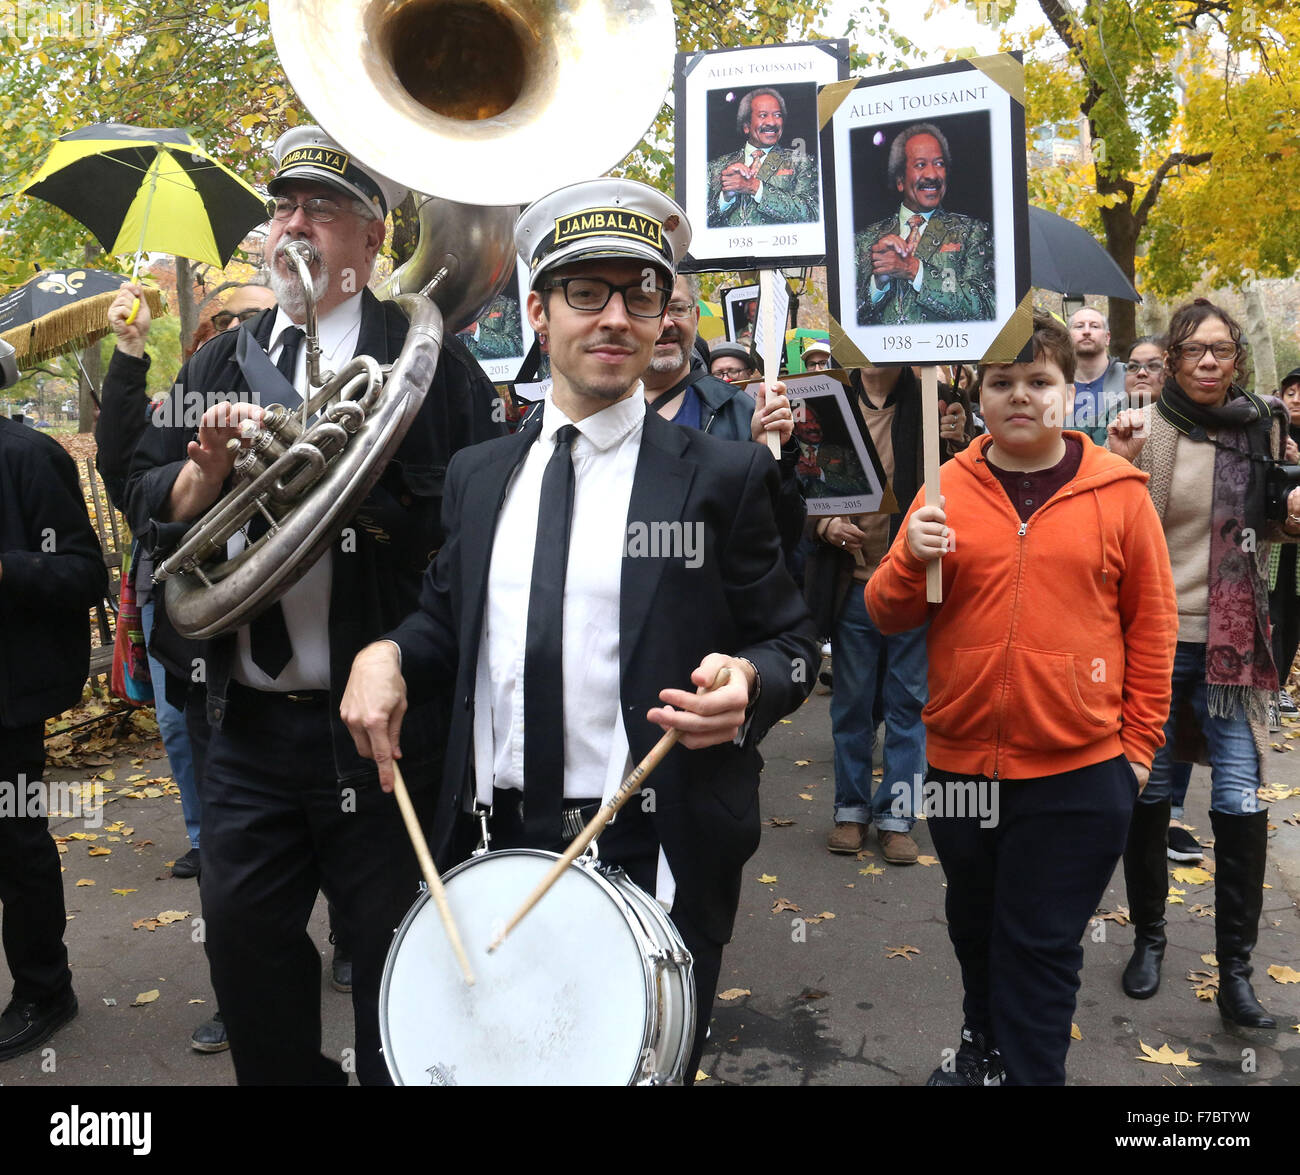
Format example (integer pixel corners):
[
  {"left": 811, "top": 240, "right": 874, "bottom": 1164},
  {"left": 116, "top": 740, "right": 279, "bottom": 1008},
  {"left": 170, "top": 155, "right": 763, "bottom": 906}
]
[
  {"left": 854, "top": 120, "right": 996, "bottom": 327},
  {"left": 705, "top": 85, "right": 820, "bottom": 229}
]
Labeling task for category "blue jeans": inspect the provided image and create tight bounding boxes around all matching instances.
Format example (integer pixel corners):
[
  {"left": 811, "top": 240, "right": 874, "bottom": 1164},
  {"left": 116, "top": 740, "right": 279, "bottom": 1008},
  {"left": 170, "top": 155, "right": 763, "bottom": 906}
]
[
  {"left": 142, "top": 599, "right": 202, "bottom": 848},
  {"left": 830, "top": 587, "right": 926, "bottom": 831},
  {"left": 1140, "top": 642, "right": 1260, "bottom": 816}
]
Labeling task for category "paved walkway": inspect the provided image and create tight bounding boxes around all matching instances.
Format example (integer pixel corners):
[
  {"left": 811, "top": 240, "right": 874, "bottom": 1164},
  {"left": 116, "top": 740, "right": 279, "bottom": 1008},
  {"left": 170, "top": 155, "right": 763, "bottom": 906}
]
[{"left": 2, "top": 685, "right": 1297, "bottom": 1089}]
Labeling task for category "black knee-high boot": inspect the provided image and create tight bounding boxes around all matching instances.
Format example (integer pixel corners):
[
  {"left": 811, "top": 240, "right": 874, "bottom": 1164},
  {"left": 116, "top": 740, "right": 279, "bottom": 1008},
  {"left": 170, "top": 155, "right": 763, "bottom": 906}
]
[
  {"left": 1210, "top": 809, "right": 1276, "bottom": 1029},
  {"left": 1121, "top": 798, "right": 1169, "bottom": 999}
]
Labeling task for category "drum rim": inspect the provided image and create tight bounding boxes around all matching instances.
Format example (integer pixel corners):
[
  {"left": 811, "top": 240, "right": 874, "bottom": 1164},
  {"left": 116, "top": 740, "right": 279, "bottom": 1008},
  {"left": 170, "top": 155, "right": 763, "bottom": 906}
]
[{"left": 379, "top": 847, "right": 665, "bottom": 1086}]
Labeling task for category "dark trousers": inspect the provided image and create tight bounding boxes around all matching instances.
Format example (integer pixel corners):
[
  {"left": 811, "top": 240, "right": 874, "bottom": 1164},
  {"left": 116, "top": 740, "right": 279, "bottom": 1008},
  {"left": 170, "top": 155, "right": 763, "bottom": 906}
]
[
  {"left": 0, "top": 722, "right": 72, "bottom": 1005},
  {"left": 1270, "top": 544, "right": 1300, "bottom": 690},
  {"left": 926, "top": 756, "right": 1135, "bottom": 1085},
  {"left": 474, "top": 794, "right": 723, "bottom": 1084},
  {"left": 198, "top": 685, "right": 429, "bottom": 1085}
]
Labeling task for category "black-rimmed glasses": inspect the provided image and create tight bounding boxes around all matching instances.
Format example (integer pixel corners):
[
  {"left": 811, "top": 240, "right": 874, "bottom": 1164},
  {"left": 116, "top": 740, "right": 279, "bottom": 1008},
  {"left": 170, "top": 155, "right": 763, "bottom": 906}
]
[
  {"left": 212, "top": 309, "right": 262, "bottom": 330},
  {"left": 1173, "top": 341, "right": 1239, "bottom": 362},
  {"left": 544, "top": 277, "right": 671, "bottom": 319}
]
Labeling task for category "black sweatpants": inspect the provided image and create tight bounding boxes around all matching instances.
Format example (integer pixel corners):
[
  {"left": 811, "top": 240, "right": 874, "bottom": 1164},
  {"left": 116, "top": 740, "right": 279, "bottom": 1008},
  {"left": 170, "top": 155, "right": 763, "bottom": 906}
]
[{"left": 926, "top": 755, "right": 1136, "bottom": 1085}]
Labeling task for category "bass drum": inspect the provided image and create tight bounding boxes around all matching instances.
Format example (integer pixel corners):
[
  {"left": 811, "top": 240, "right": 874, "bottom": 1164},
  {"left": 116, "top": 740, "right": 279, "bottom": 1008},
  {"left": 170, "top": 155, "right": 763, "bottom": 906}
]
[{"left": 380, "top": 848, "right": 695, "bottom": 1085}]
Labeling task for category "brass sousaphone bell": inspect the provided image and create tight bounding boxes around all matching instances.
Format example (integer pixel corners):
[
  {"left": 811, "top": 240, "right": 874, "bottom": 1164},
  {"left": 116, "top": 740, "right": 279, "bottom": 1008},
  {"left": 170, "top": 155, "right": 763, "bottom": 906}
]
[{"left": 157, "top": 0, "right": 675, "bottom": 639}]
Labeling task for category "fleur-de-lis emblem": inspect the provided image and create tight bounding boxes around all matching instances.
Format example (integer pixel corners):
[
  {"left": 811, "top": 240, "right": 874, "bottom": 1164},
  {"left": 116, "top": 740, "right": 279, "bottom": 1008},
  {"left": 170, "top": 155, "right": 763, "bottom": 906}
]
[{"left": 36, "top": 270, "right": 88, "bottom": 296}]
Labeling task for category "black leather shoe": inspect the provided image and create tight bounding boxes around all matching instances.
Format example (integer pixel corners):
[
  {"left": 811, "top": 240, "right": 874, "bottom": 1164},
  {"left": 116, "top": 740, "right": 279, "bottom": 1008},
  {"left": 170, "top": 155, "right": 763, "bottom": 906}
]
[
  {"left": 1121, "top": 798, "right": 1170, "bottom": 999},
  {"left": 1211, "top": 810, "right": 1277, "bottom": 1029},
  {"left": 172, "top": 847, "right": 200, "bottom": 879},
  {"left": 190, "top": 1011, "right": 229, "bottom": 1053},
  {"left": 0, "top": 989, "right": 78, "bottom": 1061},
  {"left": 331, "top": 949, "right": 353, "bottom": 994}
]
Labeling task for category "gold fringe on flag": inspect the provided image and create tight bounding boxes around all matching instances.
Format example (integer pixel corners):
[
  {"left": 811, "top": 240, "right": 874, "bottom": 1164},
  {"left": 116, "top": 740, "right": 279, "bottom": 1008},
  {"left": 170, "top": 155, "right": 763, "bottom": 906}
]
[{"left": 1, "top": 286, "right": 168, "bottom": 367}]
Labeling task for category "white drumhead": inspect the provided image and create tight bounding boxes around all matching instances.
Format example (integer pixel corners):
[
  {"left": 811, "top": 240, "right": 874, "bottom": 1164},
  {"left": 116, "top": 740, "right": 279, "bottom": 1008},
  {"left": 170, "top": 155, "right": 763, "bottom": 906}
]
[{"left": 381, "top": 851, "right": 652, "bottom": 1085}]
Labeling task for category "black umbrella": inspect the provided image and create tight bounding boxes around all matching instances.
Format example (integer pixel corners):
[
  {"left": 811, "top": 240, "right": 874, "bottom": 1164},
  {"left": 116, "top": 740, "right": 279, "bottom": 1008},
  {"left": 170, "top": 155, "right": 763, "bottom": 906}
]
[
  {"left": 1028, "top": 206, "right": 1140, "bottom": 302},
  {"left": 0, "top": 268, "right": 166, "bottom": 367},
  {"left": 18, "top": 124, "right": 267, "bottom": 271}
]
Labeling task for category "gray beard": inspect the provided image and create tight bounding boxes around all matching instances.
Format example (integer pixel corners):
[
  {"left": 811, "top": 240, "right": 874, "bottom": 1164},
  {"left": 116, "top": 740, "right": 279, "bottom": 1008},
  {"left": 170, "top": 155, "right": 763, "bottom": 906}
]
[
  {"left": 269, "top": 244, "right": 330, "bottom": 319},
  {"left": 650, "top": 344, "right": 686, "bottom": 374}
]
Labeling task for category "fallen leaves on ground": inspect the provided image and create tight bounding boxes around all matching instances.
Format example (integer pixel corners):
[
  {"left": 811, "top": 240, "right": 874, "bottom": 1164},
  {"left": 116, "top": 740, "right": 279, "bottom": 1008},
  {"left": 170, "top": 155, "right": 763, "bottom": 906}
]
[
  {"left": 717, "top": 988, "right": 750, "bottom": 1001},
  {"left": 1257, "top": 784, "right": 1300, "bottom": 803},
  {"left": 797, "top": 793, "right": 813, "bottom": 801},
  {"left": 1268, "top": 964, "right": 1300, "bottom": 984},
  {"left": 694, "top": 1069, "right": 710, "bottom": 1082},
  {"left": 794, "top": 759, "right": 810, "bottom": 767},
  {"left": 1137, "top": 1041, "right": 1199, "bottom": 1067},
  {"left": 885, "top": 944, "right": 921, "bottom": 960},
  {"left": 1071, "top": 1023, "right": 1082, "bottom": 1040},
  {"left": 111, "top": 888, "right": 137, "bottom": 897},
  {"left": 764, "top": 817, "right": 796, "bottom": 827},
  {"left": 805, "top": 911, "right": 835, "bottom": 924},
  {"left": 1189, "top": 903, "right": 1215, "bottom": 918},
  {"left": 75, "top": 878, "right": 94, "bottom": 887},
  {"left": 916, "top": 854, "right": 939, "bottom": 867},
  {"left": 1200, "top": 953, "right": 1219, "bottom": 966},
  {"left": 1167, "top": 886, "right": 1186, "bottom": 905},
  {"left": 87, "top": 846, "right": 111, "bottom": 857},
  {"left": 1171, "top": 866, "right": 1213, "bottom": 886},
  {"left": 133, "top": 909, "right": 191, "bottom": 932},
  {"left": 855, "top": 849, "right": 875, "bottom": 860},
  {"left": 799, "top": 988, "right": 828, "bottom": 1001},
  {"left": 771, "top": 898, "right": 800, "bottom": 914},
  {"left": 756, "top": 873, "right": 778, "bottom": 884},
  {"left": 858, "top": 864, "right": 884, "bottom": 877},
  {"left": 1188, "top": 970, "right": 1219, "bottom": 1001},
  {"left": 1284, "top": 813, "right": 1300, "bottom": 828},
  {"left": 1095, "top": 907, "right": 1131, "bottom": 927},
  {"left": 131, "top": 990, "right": 160, "bottom": 1007}
]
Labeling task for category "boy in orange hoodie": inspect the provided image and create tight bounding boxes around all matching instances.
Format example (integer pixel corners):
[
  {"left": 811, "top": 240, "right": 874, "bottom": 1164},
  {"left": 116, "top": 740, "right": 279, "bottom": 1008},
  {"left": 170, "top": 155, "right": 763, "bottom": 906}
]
[{"left": 865, "top": 315, "right": 1177, "bottom": 1085}]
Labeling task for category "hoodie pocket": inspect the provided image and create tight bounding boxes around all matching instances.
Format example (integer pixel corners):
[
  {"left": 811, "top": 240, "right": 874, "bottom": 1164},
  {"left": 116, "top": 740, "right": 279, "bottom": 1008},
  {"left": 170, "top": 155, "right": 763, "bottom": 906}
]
[
  {"left": 1002, "top": 648, "right": 1116, "bottom": 750},
  {"left": 924, "top": 644, "right": 1005, "bottom": 744}
]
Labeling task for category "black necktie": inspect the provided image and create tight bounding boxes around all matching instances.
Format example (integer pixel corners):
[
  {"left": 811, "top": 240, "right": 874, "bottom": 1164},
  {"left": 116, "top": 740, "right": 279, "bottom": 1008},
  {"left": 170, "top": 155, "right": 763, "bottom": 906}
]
[
  {"left": 523, "top": 424, "right": 579, "bottom": 843},
  {"left": 273, "top": 325, "right": 305, "bottom": 410},
  {"left": 248, "top": 326, "right": 305, "bottom": 679}
]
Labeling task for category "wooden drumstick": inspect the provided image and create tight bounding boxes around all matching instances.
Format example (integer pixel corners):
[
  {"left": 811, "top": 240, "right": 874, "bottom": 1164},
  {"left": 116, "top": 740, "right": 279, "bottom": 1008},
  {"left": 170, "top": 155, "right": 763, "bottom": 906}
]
[
  {"left": 487, "top": 666, "right": 733, "bottom": 954},
  {"left": 391, "top": 762, "right": 475, "bottom": 986}
]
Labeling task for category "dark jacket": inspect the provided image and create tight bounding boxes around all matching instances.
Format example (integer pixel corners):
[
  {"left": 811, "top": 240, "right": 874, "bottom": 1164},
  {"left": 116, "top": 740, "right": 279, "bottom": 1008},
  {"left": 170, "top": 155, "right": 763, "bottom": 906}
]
[
  {"left": 0, "top": 417, "right": 108, "bottom": 726},
  {"left": 95, "top": 349, "right": 152, "bottom": 514},
  {"left": 389, "top": 406, "right": 819, "bottom": 944},
  {"left": 124, "top": 290, "right": 503, "bottom": 782}
]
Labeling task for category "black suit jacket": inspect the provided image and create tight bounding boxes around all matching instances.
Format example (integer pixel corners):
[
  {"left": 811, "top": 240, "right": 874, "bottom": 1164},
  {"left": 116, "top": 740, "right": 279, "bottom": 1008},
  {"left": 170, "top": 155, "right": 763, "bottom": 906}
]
[
  {"left": 125, "top": 289, "right": 502, "bottom": 782},
  {"left": 389, "top": 405, "right": 818, "bottom": 943}
]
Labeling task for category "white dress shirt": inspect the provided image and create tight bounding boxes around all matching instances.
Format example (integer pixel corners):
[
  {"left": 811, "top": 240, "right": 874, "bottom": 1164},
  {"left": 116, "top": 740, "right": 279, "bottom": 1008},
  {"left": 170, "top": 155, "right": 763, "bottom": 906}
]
[
  {"left": 472, "top": 386, "right": 678, "bottom": 905},
  {"left": 228, "top": 294, "right": 365, "bottom": 690}
]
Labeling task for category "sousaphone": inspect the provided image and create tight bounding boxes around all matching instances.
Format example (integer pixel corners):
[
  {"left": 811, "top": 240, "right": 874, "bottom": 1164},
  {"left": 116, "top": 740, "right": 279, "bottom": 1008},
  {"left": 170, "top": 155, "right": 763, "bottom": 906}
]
[{"left": 157, "top": 0, "right": 676, "bottom": 638}]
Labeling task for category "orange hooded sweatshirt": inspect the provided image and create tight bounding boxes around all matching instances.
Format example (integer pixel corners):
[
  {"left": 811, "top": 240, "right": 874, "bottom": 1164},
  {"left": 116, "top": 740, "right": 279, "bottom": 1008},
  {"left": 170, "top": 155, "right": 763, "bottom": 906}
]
[{"left": 865, "top": 432, "right": 1177, "bottom": 781}]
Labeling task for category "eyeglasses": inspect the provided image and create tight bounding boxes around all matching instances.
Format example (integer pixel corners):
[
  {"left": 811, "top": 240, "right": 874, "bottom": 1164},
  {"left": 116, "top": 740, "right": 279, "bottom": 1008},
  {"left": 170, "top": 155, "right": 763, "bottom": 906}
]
[
  {"left": 805, "top": 358, "right": 831, "bottom": 371},
  {"left": 665, "top": 300, "right": 695, "bottom": 318},
  {"left": 1124, "top": 360, "right": 1165, "bottom": 375},
  {"left": 265, "top": 196, "right": 347, "bottom": 223},
  {"left": 712, "top": 365, "right": 750, "bottom": 381},
  {"left": 544, "top": 277, "right": 670, "bottom": 319},
  {"left": 1174, "top": 341, "right": 1239, "bottom": 362},
  {"left": 212, "top": 308, "right": 262, "bottom": 330}
]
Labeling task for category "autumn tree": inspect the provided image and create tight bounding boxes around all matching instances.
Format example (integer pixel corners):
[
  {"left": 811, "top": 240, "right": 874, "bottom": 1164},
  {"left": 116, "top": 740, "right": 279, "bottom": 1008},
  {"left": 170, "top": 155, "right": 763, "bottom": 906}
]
[{"left": 1001, "top": 0, "right": 1299, "bottom": 353}]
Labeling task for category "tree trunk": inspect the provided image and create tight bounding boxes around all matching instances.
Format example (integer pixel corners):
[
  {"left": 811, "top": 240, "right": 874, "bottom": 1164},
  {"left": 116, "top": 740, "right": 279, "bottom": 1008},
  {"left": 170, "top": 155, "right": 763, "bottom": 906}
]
[
  {"left": 175, "top": 256, "right": 197, "bottom": 354},
  {"left": 1242, "top": 280, "right": 1277, "bottom": 394},
  {"left": 78, "top": 342, "right": 103, "bottom": 431},
  {"left": 1097, "top": 200, "right": 1139, "bottom": 357}
]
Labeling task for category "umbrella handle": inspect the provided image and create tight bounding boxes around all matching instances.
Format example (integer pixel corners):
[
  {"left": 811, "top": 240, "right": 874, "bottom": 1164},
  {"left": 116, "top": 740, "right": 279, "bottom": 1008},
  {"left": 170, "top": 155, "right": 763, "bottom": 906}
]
[
  {"left": 124, "top": 297, "right": 141, "bottom": 326},
  {"left": 124, "top": 255, "right": 143, "bottom": 325}
]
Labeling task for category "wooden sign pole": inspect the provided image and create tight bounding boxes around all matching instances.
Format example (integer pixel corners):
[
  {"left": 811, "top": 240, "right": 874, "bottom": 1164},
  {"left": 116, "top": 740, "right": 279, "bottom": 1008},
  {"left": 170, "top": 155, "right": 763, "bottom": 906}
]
[
  {"left": 921, "top": 364, "right": 943, "bottom": 604},
  {"left": 757, "top": 269, "right": 785, "bottom": 459}
]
